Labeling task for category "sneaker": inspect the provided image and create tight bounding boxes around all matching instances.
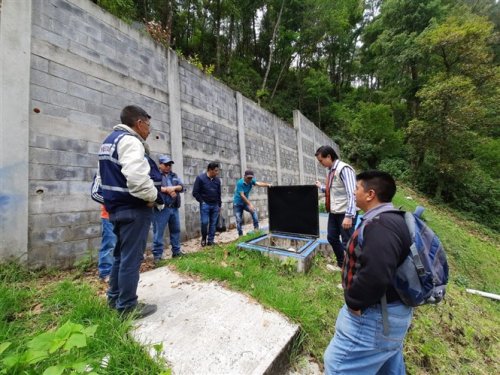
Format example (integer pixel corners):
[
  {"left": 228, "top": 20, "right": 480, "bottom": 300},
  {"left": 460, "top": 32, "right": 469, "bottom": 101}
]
[
  {"left": 118, "top": 303, "right": 157, "bottom": 319},
  {"left": 201, "top": 239, "right": 207, "bottom": 247},
  {"left": 172, "top": 251, "right": 185, "bottom": 258},
  {"left": 207, "top": 242, "right": 215, "bottom": 246}
]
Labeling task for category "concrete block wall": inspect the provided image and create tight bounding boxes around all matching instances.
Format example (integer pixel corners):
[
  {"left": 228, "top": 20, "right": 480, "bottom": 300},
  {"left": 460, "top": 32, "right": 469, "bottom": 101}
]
[{"left": 0, "top": 0, "right": 338, "bottom": 267}]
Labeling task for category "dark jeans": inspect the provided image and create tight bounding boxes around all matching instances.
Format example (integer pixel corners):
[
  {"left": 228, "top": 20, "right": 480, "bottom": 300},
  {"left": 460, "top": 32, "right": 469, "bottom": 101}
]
[
  {"left": 108, "top": 207, "right": 152, "bottom": 310},
  {"left": 327, "top": 213, "right": 356, "bottom": 267},
  {"left": 200, "top": 202, "right": 219, "bottom": 244},
  {"left": 233, "top": 203, "right": 259, "bottom": 236}
]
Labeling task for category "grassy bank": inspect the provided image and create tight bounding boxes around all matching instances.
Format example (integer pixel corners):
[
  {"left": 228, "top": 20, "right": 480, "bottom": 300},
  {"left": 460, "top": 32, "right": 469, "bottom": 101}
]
[
  {"left": 1, "top": 186, "right": 498, "bottom": 374},
  {"left": 170, "top": 187, "right": 499, "bottom": 374}
]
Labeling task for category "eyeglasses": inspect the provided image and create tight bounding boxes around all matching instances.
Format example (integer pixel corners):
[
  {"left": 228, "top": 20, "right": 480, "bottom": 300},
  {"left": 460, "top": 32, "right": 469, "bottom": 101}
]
[{"left": 139, "top": 118, "right": 151, "bottom": 127}]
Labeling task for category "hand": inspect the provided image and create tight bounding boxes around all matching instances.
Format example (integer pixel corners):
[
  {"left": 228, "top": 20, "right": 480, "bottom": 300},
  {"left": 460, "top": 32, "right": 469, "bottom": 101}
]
[
  {"left": 248, "top": 203, "right": 255, "bottom": 213},
  {"left": 169, "top": 191, "right": 177, "bottom": 198},
  {"left": 342, "top": 217, "right": 353, "bottom": 230},
  {"left": 267, "top": 183, "right": 272, "bottom": 188},
  {"left": 315, "top": 181, "right": 322, "bottom": 189}
]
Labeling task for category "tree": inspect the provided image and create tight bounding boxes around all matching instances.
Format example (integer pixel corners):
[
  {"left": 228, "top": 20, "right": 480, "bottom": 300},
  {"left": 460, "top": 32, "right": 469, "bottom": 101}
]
[
  {"left": 348, "top": 102, "right": 403, "bottom": 169},
  {"left": 407, "top": 9, "right": 498, "bottom": 200}
]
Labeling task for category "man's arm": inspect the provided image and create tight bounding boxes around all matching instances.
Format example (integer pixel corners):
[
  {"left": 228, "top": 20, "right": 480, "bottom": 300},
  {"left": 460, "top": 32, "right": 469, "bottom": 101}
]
[
  {"left": 255, "top": 181, "right": 272, "bottom": 188},
  {"left": 192, "top": 176, "right": 202, "bottom": 202},
  {"left": 340, "top": 166, "right": 357, "bottom": 218},
  {"left": 161, "top": 175, "right": 184, "bottom": 196},
  {"left": 117, "top": 137, "right": 157, "bottom": 203},
  {"left": 239, "top": 191, "right": 253, "bottom": 209},
  {"left": 217, "top": 179, "right": 222, "bottom": 207}
]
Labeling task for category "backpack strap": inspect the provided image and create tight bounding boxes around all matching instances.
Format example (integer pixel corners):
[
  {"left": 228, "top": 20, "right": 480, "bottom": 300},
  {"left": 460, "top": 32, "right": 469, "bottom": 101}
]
[
  {"left": 404, "top": 211, "right": 426, "bottom": 277},
  {"left": 381, "top": 294, "right": 390, "bottom": 336},
  {"left": 414, "top": 205, "right": 425, "bottom": 219}
]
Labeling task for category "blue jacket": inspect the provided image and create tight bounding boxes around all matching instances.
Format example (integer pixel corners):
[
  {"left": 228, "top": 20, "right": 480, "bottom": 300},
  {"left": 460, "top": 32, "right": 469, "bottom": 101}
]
[{"left": 192, "top": 172, "right": 221, "bottom": 206}]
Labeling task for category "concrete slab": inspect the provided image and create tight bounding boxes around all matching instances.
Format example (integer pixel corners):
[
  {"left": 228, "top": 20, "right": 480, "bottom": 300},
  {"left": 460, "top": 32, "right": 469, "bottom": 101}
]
[{"left": 132, "top": 267, "right": 300, "bottom": 375}]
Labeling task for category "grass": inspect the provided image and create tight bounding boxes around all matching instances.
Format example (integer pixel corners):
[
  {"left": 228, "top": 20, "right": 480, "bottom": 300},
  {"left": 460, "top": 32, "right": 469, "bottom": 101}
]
[
  {"left": 169, "top": 187, "right": 499, "bottom": 374},
  {"left": 0, "top": 264, "right": 169, "bottom": 374},
  {"left": 1, "top": 185, "right": 498, "bottom": 374}
]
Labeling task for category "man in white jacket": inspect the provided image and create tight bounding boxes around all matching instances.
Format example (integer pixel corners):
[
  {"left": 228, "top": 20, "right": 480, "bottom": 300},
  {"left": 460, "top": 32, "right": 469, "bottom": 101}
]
[
  {"left": 97, "top": 105, "right": 163, "bottom": 319},
  {"left": 315, "top": 145, "right": 357, "bottom": 268}
]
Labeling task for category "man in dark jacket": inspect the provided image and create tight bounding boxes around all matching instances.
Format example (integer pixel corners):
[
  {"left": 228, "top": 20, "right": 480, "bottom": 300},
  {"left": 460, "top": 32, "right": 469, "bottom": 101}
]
[
  {"left": 192, "top": 162, "right": 221, "bottom": 246},
  {"left": 324, "top": 170, "right": 413, "bottom": 374}
]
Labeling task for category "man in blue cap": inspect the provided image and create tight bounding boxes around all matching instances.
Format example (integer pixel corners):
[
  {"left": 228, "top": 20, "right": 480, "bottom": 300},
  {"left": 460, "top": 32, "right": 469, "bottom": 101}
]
[{"left": 152, "top": 155, "right": 185, "bottom": 261}]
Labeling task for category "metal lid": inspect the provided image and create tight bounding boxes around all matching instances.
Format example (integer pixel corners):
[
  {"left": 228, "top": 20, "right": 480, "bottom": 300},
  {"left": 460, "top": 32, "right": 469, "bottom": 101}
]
[{"left": 267, "top": 185, "right": 319, "bottom": 237}]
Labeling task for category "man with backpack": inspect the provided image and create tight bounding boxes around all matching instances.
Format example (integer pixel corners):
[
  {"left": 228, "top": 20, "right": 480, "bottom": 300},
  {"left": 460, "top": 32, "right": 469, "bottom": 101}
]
[{"left": 324, "top": 170, "right": 414, "bottom": 374}]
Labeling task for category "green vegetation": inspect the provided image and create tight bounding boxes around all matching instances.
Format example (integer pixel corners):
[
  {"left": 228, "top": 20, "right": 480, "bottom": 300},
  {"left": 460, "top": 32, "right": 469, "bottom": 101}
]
[
  {"left": 96, "top": 0, "right": 499, "bottom": 233},
  {"left": 1, "top": 189, "right": 498, "bottom": 373},
  {"left": 171, "top": 188, "right": 499, "bottom": 373},
  {"left": 0, "top": 265, "right": 169, "bottom": 374}
]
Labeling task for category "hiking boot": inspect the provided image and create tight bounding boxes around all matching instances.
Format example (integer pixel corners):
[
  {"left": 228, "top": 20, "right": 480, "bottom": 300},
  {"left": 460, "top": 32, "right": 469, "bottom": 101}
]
[
  {"left": 118, "top": 303, "right": 157, "bottom": 319},
  {"left": 172, "top": 251, "right": 185, "bottom": 258}
]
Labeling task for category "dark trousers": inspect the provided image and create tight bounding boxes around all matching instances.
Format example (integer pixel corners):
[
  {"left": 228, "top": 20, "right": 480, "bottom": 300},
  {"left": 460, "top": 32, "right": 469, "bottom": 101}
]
[
  {"left": 108, "top": 207, "right": 153, "bottom": 310},
  {"left": 327, "top": 213, "right": 355, "bottom": 267}
]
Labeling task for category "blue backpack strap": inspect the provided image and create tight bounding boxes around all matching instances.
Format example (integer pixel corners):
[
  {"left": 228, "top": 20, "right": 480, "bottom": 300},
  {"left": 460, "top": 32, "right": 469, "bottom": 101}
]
[
  {"left": 414, "top": 205, "right": 425, "bottom": 219},
  {"left": 404, "top": 211, "right": 426, "bottom": 277}
]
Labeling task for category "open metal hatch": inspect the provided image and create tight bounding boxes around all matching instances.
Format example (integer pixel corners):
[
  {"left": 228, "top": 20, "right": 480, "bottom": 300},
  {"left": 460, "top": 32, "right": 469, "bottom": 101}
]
[{"left": 238, "top": 185, "right": 322, "bottom": 272}]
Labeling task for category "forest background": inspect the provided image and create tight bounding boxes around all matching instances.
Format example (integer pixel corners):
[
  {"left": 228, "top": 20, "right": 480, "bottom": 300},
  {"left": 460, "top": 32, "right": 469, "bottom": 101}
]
[{"left": 94, "top": 0, "right": 499, "bottom": 232}]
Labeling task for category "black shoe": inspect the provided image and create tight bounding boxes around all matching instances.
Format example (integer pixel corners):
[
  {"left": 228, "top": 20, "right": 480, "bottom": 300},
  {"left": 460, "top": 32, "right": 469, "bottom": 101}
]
[
  {"left": 118, "top": 303, "right": 157, "bottom": 319},
  {"left": 172, "top": 251, "right": 185, "bottom": 258},
  {"left": 201, "top": 239, "right": 207, "bottom": 247},
  {"left": 207, "top": 242, "right": 215, "bottom": 246}
]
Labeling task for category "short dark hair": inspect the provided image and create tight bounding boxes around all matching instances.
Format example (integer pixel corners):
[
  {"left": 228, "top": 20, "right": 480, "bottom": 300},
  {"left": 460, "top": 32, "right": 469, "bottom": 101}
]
[
  {"left": 207, "top": 162, "right": 220, "bottom": 171},
  {"left": 315, "top": 145, "right": 338, "bottom": 160},
  {"left": 120, "top": 105, "right": 151, "bottom": 127},
  {"left": 356, "top": 170, "right": 396, "bottom": 203}
]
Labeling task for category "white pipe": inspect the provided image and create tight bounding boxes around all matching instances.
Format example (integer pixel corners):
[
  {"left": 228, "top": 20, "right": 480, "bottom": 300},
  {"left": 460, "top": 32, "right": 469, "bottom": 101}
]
[{"left": 466, "top": 289, "right": 500, "bottom": 301}]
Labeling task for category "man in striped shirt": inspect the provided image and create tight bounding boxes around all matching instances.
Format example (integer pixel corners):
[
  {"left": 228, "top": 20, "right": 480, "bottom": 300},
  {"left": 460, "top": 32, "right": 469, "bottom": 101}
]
[{"left": 315, "top": 145, "right": 357, "bottom": 268}]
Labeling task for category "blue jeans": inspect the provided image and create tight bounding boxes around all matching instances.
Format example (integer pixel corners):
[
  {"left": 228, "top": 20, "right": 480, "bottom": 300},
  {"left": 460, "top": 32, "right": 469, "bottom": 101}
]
[
  {"left": 200, "top": 202, "right": 219, "bottom": 244},
  {"left": 327, "top": 213, "right": 356, "bottom": 267},
  {"left": 108, "top": 207, "right": 152, "bottom": 310},
  {"left": 233, "top": 204, "right": 259, "bottom": 236},
  {"left": 152, "top": 207, "right": 181, "bottom": 259},
  {"left": 98, "top": 218, "right": 116, "bottom": 278},
  {"left": 324, "top": 303, "right": 413, "bottom": 375}
]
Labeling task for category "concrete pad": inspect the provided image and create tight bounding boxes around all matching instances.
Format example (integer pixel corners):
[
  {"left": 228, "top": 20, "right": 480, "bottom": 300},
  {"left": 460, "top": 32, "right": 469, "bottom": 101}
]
[{"left": 132, "top": 267, "right": 300, "bottom": 375}]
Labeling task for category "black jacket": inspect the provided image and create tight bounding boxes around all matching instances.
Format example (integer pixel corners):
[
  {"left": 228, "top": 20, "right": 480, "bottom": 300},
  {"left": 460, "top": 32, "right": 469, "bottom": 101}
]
[{"left": 343, "top": 212, "right": 412, "bottom": 310}]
